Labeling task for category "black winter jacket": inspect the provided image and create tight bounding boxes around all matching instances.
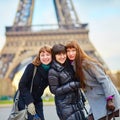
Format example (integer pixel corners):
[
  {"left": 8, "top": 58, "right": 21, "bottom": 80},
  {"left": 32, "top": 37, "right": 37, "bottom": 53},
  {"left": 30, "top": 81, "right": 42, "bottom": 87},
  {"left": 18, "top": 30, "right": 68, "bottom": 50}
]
[
  {"left": 48, "top": 61, "right": 86, "bottom": 120},
  {"left": 18, "top": 63, "right": 48, "bottom": 106}
]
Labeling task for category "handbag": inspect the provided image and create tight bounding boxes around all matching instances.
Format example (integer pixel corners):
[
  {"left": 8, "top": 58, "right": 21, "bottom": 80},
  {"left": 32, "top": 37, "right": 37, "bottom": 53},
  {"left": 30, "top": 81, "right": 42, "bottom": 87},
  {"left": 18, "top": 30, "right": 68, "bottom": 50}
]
[
  {"left": 106, "top": 109, "right": 120, "bottom": 120},
  {"left": 111, "top": 109, "right": 120, "bottom": 120},
  {"left": 8, "top": 66, "right": 37, "bottom": 120},
  {"left": 8, "top": 90, "right": 27, "bottom": 120}
]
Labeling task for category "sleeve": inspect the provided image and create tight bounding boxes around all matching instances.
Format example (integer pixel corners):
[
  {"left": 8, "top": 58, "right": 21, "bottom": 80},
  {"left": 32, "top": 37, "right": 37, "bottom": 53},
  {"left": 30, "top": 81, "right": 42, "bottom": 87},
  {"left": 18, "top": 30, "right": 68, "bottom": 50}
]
[
  {"left": 88, "top": 62, "right": 115, "bottom": 98},
  {"left": 48, "top": 69, "right": 59, "bottom": 95},
  {"left": 18, "top": 63, "right": 34, "bottom": 105},
  {"left": 48, "top": 69, "right": 80, "bottom": 95},
  {"left": 55, "top": 81, "right": 80, "bottom": 95}
]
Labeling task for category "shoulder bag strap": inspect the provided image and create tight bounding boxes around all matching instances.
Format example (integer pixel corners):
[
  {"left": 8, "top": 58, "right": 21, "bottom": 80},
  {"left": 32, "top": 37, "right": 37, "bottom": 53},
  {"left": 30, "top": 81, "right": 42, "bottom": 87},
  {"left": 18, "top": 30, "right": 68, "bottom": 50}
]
[
  {"left": 15, "top": 66, "right": 37, "bottom": 102},
  {"left": 14, "top": 90, "right": 20, "bottom": 102},
  {"left": 30, "top": 66, "right": 37, "bottom": 93}
]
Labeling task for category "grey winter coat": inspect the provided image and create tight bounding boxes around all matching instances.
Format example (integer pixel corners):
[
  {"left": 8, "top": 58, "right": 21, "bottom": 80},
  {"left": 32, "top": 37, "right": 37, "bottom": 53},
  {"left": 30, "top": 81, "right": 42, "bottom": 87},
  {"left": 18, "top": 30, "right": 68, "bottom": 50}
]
[{"left": 82, "top": 60, "right": 120, "bottom": 120}]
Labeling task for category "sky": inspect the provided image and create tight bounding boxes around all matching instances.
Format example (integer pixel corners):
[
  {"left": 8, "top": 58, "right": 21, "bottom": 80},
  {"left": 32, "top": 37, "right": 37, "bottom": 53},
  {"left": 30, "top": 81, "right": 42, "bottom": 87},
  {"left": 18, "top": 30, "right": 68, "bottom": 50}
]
[{"left": 0, "top": 0, "right": 120, "bottom": 71}]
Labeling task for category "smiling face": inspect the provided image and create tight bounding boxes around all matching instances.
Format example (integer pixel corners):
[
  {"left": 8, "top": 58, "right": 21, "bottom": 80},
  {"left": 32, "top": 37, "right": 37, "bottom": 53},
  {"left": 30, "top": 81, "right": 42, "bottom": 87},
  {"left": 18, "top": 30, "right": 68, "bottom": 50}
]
[
  {"left": 40, "top": 51, "right": 52, "bottom": 65},
  {"left": 66, "top": 48, "right": 76, "bottom": 61},
  {"left": 55, "top": 52, "right": 66, "bottom": 64}
]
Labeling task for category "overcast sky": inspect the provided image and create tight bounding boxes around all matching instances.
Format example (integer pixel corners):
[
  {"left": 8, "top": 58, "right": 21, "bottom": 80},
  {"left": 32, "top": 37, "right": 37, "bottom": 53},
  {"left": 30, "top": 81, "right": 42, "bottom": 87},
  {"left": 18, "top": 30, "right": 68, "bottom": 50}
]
[{"left": 0, "top": 0, "right": 120, "bottom": 71}]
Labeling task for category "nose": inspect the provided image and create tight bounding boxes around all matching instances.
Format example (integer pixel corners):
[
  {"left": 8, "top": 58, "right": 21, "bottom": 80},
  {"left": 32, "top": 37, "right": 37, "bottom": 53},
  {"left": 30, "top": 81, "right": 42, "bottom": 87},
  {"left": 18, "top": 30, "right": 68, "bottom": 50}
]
[
  {"left": 69, "top": 51, "right": 73, "bottom": 55},
  {"left": 61, "top": 54, "right": 65, "bottom": 58},
  {"left": 44, "top": 55, "right": 48, "bottom": 58}
]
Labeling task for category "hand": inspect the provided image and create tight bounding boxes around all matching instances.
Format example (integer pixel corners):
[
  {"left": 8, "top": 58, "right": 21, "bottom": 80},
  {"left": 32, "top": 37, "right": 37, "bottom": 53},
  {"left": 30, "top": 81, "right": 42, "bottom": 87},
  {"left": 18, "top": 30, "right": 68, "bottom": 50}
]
[
  {"left": 33, "top": 114, "right": 41, "bottom": 120},
  {"left": 28, "top": 103, "right": 36, "bottom": 115},
  {"left": 88, "top": 114, "right": 94, "bottom": 120},
  {"left": 75, "top": 81, "right": 80, "bottom": 88},
  {"left": 106, "top": 99, "right": 115, "bottom": 111},
  {"left": 69, "top": 81, "right": 80, "bottom": 90}
]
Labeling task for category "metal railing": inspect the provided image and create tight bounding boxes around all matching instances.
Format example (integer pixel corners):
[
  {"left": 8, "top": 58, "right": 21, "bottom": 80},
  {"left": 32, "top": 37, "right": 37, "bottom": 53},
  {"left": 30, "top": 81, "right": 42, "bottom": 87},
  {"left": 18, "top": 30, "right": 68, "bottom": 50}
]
[{"left": 6, "top": 23, "right": 88, "bottom": 32}]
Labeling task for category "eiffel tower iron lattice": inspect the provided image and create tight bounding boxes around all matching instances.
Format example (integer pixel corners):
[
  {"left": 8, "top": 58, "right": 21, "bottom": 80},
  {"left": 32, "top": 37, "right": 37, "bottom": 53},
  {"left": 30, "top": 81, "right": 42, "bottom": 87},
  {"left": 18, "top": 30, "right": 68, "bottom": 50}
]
[{"left": 0, "top": 0, "right": 118, "bottom": 95}]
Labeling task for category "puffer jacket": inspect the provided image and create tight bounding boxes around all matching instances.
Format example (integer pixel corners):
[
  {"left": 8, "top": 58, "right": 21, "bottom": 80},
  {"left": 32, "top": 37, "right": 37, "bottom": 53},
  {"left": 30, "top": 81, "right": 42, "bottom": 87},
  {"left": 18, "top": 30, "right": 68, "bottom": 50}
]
[{"left": 48, "top": 60, "right": 86, "bottom": 120}]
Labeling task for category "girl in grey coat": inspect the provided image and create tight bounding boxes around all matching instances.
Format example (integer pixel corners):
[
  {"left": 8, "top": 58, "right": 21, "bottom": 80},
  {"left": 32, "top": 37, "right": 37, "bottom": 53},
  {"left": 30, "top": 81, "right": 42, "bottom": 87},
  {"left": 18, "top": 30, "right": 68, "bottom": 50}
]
[{"left": 66, "top": 40, "right": 120, "bottom": 120}]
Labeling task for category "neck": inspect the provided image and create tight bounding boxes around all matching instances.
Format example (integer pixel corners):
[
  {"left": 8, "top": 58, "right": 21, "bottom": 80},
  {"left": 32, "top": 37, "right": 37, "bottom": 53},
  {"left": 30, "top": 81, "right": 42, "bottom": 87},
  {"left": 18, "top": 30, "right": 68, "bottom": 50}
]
[
  {"left": 42, "top": 64, "right": 50, "bottom": 71},
  {"left": 70, "top": 60, "right": 74, "bottom": 64}
]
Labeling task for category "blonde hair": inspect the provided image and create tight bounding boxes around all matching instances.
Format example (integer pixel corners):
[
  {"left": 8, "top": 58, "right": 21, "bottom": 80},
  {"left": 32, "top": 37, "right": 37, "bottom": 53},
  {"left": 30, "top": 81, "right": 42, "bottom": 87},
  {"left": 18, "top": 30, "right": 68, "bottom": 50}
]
[{"left": 32, "top": 45, "right": 52, "bottom": 66}]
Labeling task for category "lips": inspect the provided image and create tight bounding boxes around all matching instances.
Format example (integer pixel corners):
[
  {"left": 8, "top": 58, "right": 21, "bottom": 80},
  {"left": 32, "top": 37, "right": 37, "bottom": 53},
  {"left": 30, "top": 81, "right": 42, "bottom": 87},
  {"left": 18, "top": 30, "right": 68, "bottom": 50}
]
[{"left": 69, "top": 56, "right": 74, "bottom": 59}]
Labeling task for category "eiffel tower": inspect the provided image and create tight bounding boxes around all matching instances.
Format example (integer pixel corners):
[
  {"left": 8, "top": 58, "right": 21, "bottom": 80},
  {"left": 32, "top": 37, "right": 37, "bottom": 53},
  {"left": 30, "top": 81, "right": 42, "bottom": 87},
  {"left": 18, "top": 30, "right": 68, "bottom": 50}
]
[{"left": 0, "top": 0, "right": 118, "bottom": 95}]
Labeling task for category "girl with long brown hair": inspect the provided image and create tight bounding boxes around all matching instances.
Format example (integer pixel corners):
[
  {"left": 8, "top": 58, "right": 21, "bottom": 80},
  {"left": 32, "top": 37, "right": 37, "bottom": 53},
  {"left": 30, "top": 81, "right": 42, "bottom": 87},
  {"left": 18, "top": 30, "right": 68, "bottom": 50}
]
[{"left": 66, "top": 40, "right": 120, "bottom": 120}]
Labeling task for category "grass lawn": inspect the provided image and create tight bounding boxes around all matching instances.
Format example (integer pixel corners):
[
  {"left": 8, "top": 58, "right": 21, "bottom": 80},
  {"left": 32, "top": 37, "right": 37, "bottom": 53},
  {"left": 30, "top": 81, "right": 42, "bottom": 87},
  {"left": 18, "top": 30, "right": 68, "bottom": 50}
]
[
  {"left": 0, "top": 97, "right": 54, "bottom": 105},
  {"left": 0, "top": 100, "right": 13, "bottom": 105}
]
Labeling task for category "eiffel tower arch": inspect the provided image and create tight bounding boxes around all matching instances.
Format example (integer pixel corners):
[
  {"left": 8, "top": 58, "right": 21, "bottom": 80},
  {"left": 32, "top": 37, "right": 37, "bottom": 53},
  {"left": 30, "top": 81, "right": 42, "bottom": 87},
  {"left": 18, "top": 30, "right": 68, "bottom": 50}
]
[{"left": 0, "top": 0, "right": 118, "bottom": 95}]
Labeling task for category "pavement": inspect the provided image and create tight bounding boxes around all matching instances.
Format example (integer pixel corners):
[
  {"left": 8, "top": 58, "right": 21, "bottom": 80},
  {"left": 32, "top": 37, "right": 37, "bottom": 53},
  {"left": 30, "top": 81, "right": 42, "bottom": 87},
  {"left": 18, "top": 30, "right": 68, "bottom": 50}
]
[
  {"left": 0, "top": 102, "right": 90, "bottom": 120},
  {"left": 0, "top": 104, "right": 59, "bottom": 120}
]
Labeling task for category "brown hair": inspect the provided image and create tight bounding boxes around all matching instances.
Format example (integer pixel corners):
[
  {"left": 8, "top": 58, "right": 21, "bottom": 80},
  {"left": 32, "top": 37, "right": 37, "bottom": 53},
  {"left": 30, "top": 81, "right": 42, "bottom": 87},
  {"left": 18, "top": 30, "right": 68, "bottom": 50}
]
[
  {"left": 66, "top": 40, "right": 99, "bottom": 88},
  {"left": 32, "top": 45, "right": 52, "bottom": 66}
]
